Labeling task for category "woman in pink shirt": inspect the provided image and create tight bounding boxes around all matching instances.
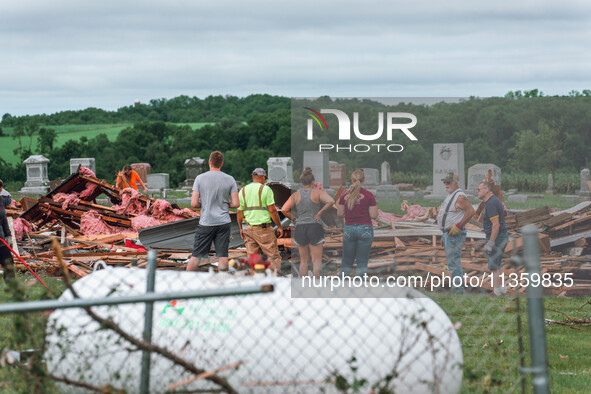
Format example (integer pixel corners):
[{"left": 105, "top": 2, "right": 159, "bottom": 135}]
[{"left": 337, "top": 169, "right": 378, "bottom": 277}]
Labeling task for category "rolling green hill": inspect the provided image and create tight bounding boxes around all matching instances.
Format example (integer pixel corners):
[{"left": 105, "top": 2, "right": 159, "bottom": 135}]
[{"left": 0, "top": 122, "right": 213, "bottom": 165}]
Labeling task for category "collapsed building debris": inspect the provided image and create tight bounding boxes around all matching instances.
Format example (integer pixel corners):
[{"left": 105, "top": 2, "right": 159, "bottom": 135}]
[
  {"left": 5, "top": 169, "right": 591, "bottom": 296},
  {"left": 281, "top": 199, "right": 591, "bottom": 296},
  {"left": 12, "top": 168, "right": 199, "bottom": 277}
]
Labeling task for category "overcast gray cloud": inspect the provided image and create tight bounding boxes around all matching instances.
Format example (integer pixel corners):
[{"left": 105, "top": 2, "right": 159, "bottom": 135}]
[{"left": 1, "top": 0, "right": 590, "bottom": 115}]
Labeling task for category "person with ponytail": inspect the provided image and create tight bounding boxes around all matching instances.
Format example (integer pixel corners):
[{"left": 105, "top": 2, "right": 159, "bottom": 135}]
[
  {"left": 282, "top": 167, "right": 334, "bottom": 277},
  {"left": 336, "top": 169, "right": 378, "bottom": 277}
]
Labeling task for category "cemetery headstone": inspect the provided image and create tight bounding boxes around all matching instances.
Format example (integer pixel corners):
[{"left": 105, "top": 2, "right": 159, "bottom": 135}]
[
  {"left": 19, "top": 155, "right": 50, "bottom": 194},
  {"left": 546, "top": 173, "right": 555, "bottom": 195},
  {"left": 131, "top": 163, "right": 151, "bottom": 183},
  {"left": 329, "top": 161, "right": 346, "bottom": 189},
  {"left": 180, "top": 157, "right": 206, "bottom": 189},
  {"left": 303, "top": 151, "right": 329, "bottom": 188},
  {"left": 267, "top": 157, "right": 294, "bottom": 184},
  {"left": 380, "top": 161, "right": 391, "bottom": 185},
  {"left": 577, "top": 168, "right": 591, "bottom": 197},
  {"left": 147, "top": 173, "right": 170, "bottom": 191},
  {"left": 467, "top": 164, "right": 501, "bottom": 194},
  {"left": 429, "top": 143, "right": 465, "bottom": 199},
  {"left": 361, "top": 168, "right": 379, "bottom": 187},
  {"left": 70, "top": 158, "right": 96, "bottom": 174}
]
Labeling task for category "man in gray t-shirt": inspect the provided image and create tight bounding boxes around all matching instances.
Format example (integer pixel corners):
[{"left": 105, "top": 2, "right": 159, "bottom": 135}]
[{"left": 186, "top": 151, "right": 239, "bottom": 272}]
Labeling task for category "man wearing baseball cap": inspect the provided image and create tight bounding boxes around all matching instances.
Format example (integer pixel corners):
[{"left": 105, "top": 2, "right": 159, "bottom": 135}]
[
  {"left": 436, "top": 172, "right": 475, "bottom": 294},
  {"left": 236, "top": 168, "right": 284, "bottom": 274}
]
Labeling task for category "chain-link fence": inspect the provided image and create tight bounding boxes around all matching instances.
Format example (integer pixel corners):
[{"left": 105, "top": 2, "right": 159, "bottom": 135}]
[{"left": 0, "top": 227, "right": 550, "bottom": 393}]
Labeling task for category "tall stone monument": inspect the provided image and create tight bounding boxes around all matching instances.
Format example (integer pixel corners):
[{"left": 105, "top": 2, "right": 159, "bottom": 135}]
[
  {"left": 19, "top": 155, "right": 50, "bottom": 194},
  {"left": 70, "top": 158, "right": 96, "bottom": 174},
  {"left": 376, "top": 161, "right": 399, "bottom": 200},
  {"left": 546, "top": 173, "right": 555, "bottom": 195},
  {"left": 430, "top": 143, "right": 465, "bottom": 198},
  {"left": 303, "top": 151, "right": 329, "bottom": 188},
  {"left": 267, "top": 157, "right": 294, "bottom": 185},
  {"left": 577, "top": 168, "right": 591, "bottom": 197},
  {"left": 380, "top": 161, "right": 391, "bottom": 185}
]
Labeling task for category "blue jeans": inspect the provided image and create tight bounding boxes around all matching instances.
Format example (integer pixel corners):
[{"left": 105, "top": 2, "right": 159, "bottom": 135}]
[
  {"left": 442, "top": 230, "right": 467, "bottom": 293},
  {"left": 340, "top": 225, "right": 374, "bottom": 276},
  {"left": 487, "top": 231, "right": 509, "bottom": 270}
]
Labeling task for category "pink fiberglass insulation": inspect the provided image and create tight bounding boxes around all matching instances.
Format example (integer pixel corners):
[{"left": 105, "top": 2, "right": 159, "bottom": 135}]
[
  {"left": 78, "top": 167, "right": 96, "bottom": 178},
  {"left": 150, "top": 199, "right": 173, "bottom": 220},
  {"left": 78, "top": 167, "right": 100, "bottom": 199},
  {"left": 373, "top": 210, "right": 402, "bottom": 227},
  {"left": 131, "top": 215, "right": 163, "bottom": 231},
  {"left": 172, "top": 207, "right": 198, "bottom": 218},
  {"left": 53, "top": 192, "right": 81, "bottom": 210},
  {"left": 13, "top": 218, "right": 34, "bottom": 240},
  {"left": 371, "top": 201, "right": 426, "bottom": 227},
  {"left": 400, "top": 200, "right": 426, "bottom": 221},
  {"left": 113, "top": 188, "right": 147, "bottom": 215},
  {"left": 79, "top": 211, "right": 125, "bottom": 235},
  {"left": 151, "top": 199, "right": 197, "bottom": 222}
]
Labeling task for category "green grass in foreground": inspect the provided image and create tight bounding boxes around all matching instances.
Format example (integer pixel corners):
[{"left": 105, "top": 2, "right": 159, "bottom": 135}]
[
  {"left": 0, "top": 275, "right": 65, "bottom": 393},
  {"left": 0, "top": 273, "right": 588, "bottom": 392},
  {"left": 434, "top": 295, "right": 591, "bottom": 393}
]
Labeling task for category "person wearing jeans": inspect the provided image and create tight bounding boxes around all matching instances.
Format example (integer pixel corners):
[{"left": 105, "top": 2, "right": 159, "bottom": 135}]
[
  {"left": 442, "top": 229, "right": 467, "bottom": 289},
  {"left": 337, "top": 169, "right": 378, "bottom": 277},
  {"left": 436, "top": 172, "right": 475, "bottom": 294},
  {"left": 477, "top": 181, "right": 510, "bottom": 296}
]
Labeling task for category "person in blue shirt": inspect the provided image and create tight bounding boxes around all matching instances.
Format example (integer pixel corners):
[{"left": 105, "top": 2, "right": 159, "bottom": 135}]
[{"left": 477, "top": 181, "right": 509, "bottom": 296}]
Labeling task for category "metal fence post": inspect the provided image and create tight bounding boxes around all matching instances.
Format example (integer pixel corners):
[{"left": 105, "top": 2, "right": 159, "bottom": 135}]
[
  {"left": 521, "top": 224, "right": 550, "bottom": 394},
  {"left": 140, "top": 250, "right": 157, "bottom": 393}
]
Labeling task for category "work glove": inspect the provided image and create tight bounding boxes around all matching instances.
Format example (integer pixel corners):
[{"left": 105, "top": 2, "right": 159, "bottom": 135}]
[
  {"left": 484, "top": 240, "right": 495, "bottom": 254},
  {"left": 448, "top": 223, "right": 462, "bottom": 237}
]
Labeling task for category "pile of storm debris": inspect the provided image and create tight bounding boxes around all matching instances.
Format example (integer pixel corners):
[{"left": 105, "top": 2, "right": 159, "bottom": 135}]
[
  {"left": 10, "top": 168, "right": 200, "bottom": 277},
  {"left": 283, "top": 197, "right": 591, "bottom": 296},
  {"left": 5, "top": 169, "right": 591, "bottom": 295}
]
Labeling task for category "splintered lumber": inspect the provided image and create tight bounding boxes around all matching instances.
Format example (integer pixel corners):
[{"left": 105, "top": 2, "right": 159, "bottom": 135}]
[
  {"left": 20, "top": 197, "right": 38, "bottom": 212},
  {"left": 542, "top": 212, "right": 572, "bottom": 228},
  {"left": 513, "top": 206, "right": 552, "bottom": 227},
  {"left": 546, "top": 213, "right": 591, "bottom": 236},
  {"left": 67, "top": 263, "right": 92, "bottom": 278},
  {"left": 74, "top": 234, "right": 131, "bottom": 244},
  {"left": 7, "top": 217, "right": 19, "bottom": 257},
  {"left": 505, "top": 233, "right": 551, "bottom": 254},
  {"left": 550, "top": 229, "right": 591, "bottom": 248},
  {"left": 394, "top": 237, "right": 406, "bottom": 250}
]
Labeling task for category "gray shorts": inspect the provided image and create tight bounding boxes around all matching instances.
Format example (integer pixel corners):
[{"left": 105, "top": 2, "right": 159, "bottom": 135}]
[{"left": 192, "top": 223, "right": 231, "bottom": 258}]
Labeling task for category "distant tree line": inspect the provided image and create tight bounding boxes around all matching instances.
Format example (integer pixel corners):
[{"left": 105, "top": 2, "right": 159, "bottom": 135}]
[
  {"left": 0, "top": 109, "right": 290, "bottom": 185},
  {"left": 1, "top": 92, "right": 590, "bottom": 189},
  {"left": 1, "top": 94, "right": 290, "bottom": 126},
  {"left": 292, "top": 93, "right": 591, "bottom": 182}
]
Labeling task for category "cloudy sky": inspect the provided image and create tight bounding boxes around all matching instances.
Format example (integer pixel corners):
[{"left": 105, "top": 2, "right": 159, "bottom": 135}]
[{"left": 1, "top": 0, "right": 590, "bottom": 116}]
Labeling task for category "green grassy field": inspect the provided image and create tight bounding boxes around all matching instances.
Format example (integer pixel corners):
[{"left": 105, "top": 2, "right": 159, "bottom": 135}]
[
  {"left": 435, "top": 295, "right": 591, "bottom": 393},
  {"left": 377, "top": 193, "right": 580, "bottom": 215},
  {"left": 0, "top": 122, "right": 214, "bottom": 165}
]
